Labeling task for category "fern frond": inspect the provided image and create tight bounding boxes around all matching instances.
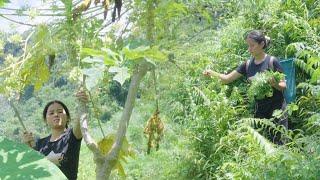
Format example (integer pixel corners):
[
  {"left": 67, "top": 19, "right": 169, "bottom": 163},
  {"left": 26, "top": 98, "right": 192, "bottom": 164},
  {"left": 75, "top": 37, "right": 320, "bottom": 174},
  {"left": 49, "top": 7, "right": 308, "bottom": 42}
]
[
  {"left": 296, "top": 58, "right": 314, "bottom": 75},
  {"left": 297, "top": 82, "right": 312, "bottom": 92},
  {"left": 245, "top": 125, "right": 276, "bottom": 155},
  {"left": 193, "top": 86, "right": 211, "bottom": 106},
  {"left": 240, "top": 118, "right": 296, "bottom": 143},
  {"left": 303, "top": 113, "right": 320, "bottom": 134}
]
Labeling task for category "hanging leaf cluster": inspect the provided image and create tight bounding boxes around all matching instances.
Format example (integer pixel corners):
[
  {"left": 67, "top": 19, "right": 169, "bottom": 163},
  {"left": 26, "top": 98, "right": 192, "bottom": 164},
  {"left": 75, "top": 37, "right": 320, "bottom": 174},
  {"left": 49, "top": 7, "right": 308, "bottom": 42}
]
[{"left": 144, "top": 110, "right": 164, "bottom": 154}]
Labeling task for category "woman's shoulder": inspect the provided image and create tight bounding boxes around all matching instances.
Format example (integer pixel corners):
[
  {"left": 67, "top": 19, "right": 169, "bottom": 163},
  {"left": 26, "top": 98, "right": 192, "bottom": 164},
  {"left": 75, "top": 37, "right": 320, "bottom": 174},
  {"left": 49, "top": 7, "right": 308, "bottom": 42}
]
[
  {"left": 38, "top": 134, "right": 51, "bottom": 141},
  {"left": 268, "top": 55, "right": 280, "bottom": 62},
  {"left": 36, "top": 134, "right": 50, "bottom": 144},
  {"left": 34, "top": 134, "right": 50, "bottom": 150}
]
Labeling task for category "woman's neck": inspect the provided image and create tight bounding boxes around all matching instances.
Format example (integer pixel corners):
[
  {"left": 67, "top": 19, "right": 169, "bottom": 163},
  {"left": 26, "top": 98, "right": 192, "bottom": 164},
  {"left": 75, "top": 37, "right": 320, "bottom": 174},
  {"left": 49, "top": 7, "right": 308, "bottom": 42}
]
[
  {"left": 50, "top": 128, "right": 66, "bottom": 141},
  {"left": 254, "top": 52, "right": 266, "bottom": 62}
]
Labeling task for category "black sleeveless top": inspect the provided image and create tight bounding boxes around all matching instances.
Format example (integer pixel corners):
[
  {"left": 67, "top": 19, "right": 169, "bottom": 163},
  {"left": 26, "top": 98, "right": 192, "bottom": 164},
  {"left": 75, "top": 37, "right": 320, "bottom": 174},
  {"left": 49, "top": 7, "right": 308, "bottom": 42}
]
[{"left": 35, "top": 128, "right": 82, "bottom": 180}]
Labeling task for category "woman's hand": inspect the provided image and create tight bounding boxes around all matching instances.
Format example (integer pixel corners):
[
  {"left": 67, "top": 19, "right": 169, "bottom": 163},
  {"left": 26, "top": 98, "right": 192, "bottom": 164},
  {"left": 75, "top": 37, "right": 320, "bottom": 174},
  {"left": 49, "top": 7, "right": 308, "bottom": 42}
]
[
  {"left": 269, "top": 78, "right": 286, "bottom": 91},
  {"left": 203, "top": 69, "right": 216, "bottom": 77},
  {"left": 75, "top": 90, "right": 89, "bottom": 104},
  {"left": 22, "top": 131, "right": 35, "bottom": 147},
  {"left": 203, "top": 69, "right": 242, "bottom": 84},
  {"left": 74, "top": 89, "right": 89, "bottom": 139}
]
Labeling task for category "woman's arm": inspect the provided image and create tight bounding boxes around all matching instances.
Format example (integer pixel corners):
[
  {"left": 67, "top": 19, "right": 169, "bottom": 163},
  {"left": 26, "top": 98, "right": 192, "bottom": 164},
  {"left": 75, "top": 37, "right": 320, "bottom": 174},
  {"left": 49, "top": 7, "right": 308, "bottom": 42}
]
[
  {"left": 73, "top": 117, "right": 82, "bottom": 140},
  {"left": 73, "top": 90, "right": 89, "bottom": 140},
  {"left": 203, "top": 70, "right": 243, "bottom": 84}
]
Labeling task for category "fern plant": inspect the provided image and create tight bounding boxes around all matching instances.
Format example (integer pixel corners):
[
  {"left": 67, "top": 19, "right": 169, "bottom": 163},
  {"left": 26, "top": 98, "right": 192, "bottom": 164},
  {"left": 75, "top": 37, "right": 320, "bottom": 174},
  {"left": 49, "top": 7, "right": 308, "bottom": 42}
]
[{"left": 247, "top": 71, "right": 285, "bottom": 101}]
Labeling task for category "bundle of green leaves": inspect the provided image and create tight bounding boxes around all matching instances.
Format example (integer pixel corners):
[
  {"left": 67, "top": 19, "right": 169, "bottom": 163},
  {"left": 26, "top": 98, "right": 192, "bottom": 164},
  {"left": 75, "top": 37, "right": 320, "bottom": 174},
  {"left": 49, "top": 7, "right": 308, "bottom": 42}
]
[{"left": 248, "top": 71, "right": 285, "bottom": 100}]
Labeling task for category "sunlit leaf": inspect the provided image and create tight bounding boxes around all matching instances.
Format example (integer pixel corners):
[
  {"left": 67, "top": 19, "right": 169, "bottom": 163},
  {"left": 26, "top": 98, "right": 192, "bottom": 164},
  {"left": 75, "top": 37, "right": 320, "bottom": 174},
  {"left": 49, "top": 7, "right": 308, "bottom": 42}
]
[
  {"left": 82, "top": 67, "right": 104, "bottom": 91},
  {"left": 311, "top": 68, "right": 320, "bottom": 84},
  {"left": 109, "top": 66, "right": 130, "bottom": 86},
  {"left": 122, "top": 46, "right": 148, "bottom": 60},
  {"left": 81, "top": 48, "right": 115, "bottom": 65},
  {"left": 97, "top": 134, "right": 135, "bottom": 177},
  {"left": 123, "top": 46, "right": 167, "bottom": 62},
  {"left": 0, "top": 137, "right": 66, "bottom": 179},
  {"left": 82, "top": 57, "right": 104, "bottom": 64}
]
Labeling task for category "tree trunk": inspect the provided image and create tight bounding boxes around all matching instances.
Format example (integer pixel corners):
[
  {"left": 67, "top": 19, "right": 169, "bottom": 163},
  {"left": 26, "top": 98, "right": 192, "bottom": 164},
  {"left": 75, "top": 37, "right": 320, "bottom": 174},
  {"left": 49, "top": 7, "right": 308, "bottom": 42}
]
[
  {"left": 80, "top": 61, "right": 151, "bottom": 180},
  {"left": 101, "top": 61, "right": 150, "bottom": 179}
]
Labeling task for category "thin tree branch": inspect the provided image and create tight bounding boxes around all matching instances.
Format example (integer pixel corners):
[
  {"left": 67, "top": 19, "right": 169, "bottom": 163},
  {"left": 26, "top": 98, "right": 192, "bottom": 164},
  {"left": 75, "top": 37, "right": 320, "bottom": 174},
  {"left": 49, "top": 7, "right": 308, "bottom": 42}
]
[
  {"left": 85, "top": 10, "right": 105, "bottom": 19},
  {"left": 152, "top": 68, "right": 159, "bottom": 110},
  {"left": 0, "top": 15, "right": 36, "bottom": 26},
  {"left": 0, "top": 7, "right": 65, "bottom": 11},
  {"left": 0, "top": 7, "right": 25, "bottom": 11},
  {"left": 0, "top": 13, "right": 65, "bottom": 16},
  {"left": 115, "top": 20, "right": 131, "bottom": 41},
  {"left": 186, "top": 26, "right": 211, "bottom": 42},
  {"left": 8, "top": 99, "right": 27, "bottom": 131},
  {"left": 22, "top": 30, "right": 36, "bottom": 64},
  {"left": 73, "top": 0, "right": 83, "bottom": 7}
]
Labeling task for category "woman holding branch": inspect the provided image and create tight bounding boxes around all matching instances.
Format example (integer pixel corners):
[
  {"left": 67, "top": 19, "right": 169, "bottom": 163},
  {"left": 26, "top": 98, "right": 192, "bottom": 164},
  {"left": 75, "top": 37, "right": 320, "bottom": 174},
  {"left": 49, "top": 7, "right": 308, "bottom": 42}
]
[{"left": 22, "top": 90, "right": 88, "bottom": 180}]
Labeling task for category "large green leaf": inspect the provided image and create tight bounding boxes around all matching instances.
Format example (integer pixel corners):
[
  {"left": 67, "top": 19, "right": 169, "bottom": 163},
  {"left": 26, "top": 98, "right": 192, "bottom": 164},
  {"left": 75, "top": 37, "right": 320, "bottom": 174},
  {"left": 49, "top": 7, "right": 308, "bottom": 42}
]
[
  {"left": 97, "top": 134, "right": 135, "bottom": 177},
  {"left": 81, "top": 56, "right": 106, "bottom": 91},
  {"left": 82, "top": 56, "right": 104, "bottom": 64},
  {"left": 109, "top": 66, "right": 130, "bottom": 86},
  {"left": 0, "top": 137, "right": 66, "bottom": 179},
  {"left": 122, "top": 46, "right": 149, "bottom": 60},
  {"left": 125, "top": 39, "right": 151, "bottom": 49},
  {"left": 123, "top": 46, "right": 167, "bottom": 62},
  {"left": 144, "top": 46, "right": 168, "bottom": 62},
  {"left": 82, "top": 66, "right": 104, "bottom": 91},
  {"left": 81, "top": 48, "right": 115, "bottom": 65}
]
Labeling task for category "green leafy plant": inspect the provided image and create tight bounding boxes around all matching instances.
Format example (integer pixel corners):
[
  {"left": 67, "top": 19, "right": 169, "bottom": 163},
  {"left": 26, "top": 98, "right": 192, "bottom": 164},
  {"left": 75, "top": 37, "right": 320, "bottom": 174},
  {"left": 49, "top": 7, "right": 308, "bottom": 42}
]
[
  {"left": 248, "top": 71, "right": 285, "bottom": 100},
  {"left": 0, "top": 137, "right": 66, "bottom": 179}
]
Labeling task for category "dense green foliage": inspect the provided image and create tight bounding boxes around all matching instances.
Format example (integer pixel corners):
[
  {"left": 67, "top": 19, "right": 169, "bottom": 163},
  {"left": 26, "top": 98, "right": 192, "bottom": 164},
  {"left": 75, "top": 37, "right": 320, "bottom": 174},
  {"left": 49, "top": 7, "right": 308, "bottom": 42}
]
[
  {"left": 248, "top": 71, "right": 285, "bottom": 100},
  {"left": 0, "top": 0, "right": 320, "bottom": 179}
]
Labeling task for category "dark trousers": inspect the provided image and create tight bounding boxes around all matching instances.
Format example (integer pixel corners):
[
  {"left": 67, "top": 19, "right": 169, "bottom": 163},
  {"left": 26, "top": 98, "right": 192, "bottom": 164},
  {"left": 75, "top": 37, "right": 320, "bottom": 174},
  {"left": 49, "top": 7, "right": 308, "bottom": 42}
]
[{"left": 254, "top": 98, "right": 288, "bottom": 144}]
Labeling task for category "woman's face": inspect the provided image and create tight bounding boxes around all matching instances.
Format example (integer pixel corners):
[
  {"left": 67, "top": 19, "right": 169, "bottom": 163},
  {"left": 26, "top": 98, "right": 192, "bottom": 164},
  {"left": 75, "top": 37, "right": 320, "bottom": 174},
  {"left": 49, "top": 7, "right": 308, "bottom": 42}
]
[
  {"left": 246, "top": 37, "right": 265, "bottom": 57},
  {"left": 46, "top": 103, "right": 68, "bottom": 129}
]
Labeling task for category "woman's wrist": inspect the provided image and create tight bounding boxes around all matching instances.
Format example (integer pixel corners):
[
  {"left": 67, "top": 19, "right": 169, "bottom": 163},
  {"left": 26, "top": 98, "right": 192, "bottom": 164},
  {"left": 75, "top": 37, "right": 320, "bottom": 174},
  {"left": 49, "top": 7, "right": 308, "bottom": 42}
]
[
  {"left": 212, "top": 71, "right": 220, "bottom": 78},
  {"left": 272, "top": 82, "right": 285, "bottom": 91}
]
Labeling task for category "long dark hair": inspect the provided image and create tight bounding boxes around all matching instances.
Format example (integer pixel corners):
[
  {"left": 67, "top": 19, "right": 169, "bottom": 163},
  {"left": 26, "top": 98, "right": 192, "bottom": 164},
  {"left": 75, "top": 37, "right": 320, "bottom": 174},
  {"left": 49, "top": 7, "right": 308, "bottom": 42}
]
[
  {"left": 245, "top": 30, "right": 270, "bottom": 49},
  {"left": 43, "top": 100, "right": 71, "bottom": 128}
]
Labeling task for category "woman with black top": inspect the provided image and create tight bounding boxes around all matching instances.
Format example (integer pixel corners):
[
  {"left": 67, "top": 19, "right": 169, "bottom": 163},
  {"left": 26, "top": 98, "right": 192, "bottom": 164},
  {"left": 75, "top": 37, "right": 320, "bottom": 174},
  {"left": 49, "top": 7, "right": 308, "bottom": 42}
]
[
  {"left": 22, "top": 90, "right": 88, "bottom": 179},
  {"left": 203, "top": 30, "right": 287, "bottom": 143}
]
